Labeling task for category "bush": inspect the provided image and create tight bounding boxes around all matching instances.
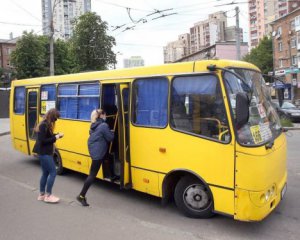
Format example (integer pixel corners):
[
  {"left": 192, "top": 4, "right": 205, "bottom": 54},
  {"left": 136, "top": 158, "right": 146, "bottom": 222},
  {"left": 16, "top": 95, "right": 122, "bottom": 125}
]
[{"left": 280, "top": 118, "right": 293, "bottom": 127}]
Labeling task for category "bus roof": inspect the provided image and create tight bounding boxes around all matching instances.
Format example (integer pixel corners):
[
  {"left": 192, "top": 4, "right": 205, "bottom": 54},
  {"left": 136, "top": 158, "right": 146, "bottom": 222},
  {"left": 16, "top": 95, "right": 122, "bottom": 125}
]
[{"left": 12, "top": 59, "right": 259, "bottom": 87}]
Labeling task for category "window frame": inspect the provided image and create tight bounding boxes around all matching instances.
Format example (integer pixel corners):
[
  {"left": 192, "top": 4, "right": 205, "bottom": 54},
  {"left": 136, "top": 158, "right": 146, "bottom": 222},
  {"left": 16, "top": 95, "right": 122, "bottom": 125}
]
[
  {"left": 57, "top": 81, "right": 100, "bottom": 121},
  {"left": 131, "top": 76, "right": 169, "bottom": 129},
  {"left": 40, "top": 84, "right": 57, "bottom": 115},
  {"left": 169, "top": 73, "right": 231, "bottom": 144},
  {"left": 13, "top": 86, "right": 26, "bottom": 115}
]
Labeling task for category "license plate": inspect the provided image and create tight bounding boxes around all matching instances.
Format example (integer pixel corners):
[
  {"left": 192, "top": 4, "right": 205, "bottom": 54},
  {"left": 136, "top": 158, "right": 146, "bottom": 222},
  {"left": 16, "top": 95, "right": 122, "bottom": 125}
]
[{"left": 281, "top": 183, "right": 287, "bottom": 199}]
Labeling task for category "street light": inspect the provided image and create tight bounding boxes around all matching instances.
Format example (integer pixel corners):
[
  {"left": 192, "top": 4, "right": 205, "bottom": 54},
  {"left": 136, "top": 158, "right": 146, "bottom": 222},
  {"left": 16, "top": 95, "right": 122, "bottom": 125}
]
[{"left": 49, "top": 0, "right": 76, "bottom": 76}]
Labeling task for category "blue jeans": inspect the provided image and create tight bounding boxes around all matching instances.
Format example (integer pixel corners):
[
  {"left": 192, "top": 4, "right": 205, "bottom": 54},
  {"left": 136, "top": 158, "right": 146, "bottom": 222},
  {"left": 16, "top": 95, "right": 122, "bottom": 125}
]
[{"left": 39, "top": 155, "right": 57, "bottom": 195}]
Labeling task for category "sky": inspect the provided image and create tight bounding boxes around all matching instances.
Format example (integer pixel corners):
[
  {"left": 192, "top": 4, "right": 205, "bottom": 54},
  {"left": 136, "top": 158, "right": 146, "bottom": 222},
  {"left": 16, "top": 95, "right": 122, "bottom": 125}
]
[{"left": 0, "top": 0, "right": 249, "bottom": 68}]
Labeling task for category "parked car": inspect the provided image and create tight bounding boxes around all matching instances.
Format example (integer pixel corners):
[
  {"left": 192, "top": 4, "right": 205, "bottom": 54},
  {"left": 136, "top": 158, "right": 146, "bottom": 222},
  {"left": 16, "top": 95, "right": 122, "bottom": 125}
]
[{"left": 272, "top": 101, "right": 300, "bottom": 122}]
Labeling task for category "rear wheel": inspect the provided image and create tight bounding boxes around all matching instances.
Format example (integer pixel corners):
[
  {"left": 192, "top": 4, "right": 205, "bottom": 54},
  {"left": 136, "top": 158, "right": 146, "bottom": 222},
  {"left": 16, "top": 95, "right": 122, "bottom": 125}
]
[
  {"left": 53, "top": 149, "right": 64, "bottom": 175},
  {"left": 174, "top": 176, "right": 214, "bottom": 218}
]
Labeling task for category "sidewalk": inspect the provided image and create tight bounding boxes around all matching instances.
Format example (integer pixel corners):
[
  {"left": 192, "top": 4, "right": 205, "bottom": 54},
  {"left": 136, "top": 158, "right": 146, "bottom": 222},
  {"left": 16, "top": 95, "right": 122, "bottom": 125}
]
[{"left": 0, "top": 118, "right": 10, "bottom": 136}]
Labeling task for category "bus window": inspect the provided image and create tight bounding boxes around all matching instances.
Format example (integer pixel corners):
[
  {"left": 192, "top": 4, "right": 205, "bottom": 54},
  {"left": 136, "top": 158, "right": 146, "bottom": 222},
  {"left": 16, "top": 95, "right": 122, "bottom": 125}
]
[
  {"left": 14, "top": 86, "right": 25, "bottom": 114},
  {"left": 40, "top": 85, "right": 56, "bottom": 115},
  {"left": 58, "top": 83, "right": 100, "bottom": 120},
  {"left": 170, "top": 75, "right": 230, "bottom": 142},
  {"left": 132, "top": 78, "right": 168, "bottom": 128}
]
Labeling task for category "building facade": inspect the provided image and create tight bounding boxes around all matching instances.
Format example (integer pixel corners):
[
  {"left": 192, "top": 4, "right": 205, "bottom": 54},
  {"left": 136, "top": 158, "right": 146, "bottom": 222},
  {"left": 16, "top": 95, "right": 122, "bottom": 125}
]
[
  {"left": 42, "top": 0, "right": 91, "bottom": 40},
  {"left": 163, "top": 33, "right": 190, "bottom": 63},
  {"left": 123, "top": 56, "right": 145, "bottom": 68},
  {"left": 163, "top": 11, "right": 244, "bottom": 63},
  {"left": 248, "top": 0, "right": 300, "bottom": 49},
  {"left": 174, "top": 42, "right": 248, "bottom": 63},
  {"left": 0, "top": 38, "right": 17, "bottom": 87},
  {"left": 271, "top": 8, "right": 300, "bottom": 102},
  {"left": 190, "top": 12, "right": 227, "bottom": 54}
]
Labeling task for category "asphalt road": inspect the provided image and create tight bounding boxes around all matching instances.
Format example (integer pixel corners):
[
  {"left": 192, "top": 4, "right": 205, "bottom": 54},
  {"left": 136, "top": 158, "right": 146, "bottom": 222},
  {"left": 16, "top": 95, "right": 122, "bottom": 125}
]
[{"left": 0, "top": 132, "right": 299, "bottom": 240}]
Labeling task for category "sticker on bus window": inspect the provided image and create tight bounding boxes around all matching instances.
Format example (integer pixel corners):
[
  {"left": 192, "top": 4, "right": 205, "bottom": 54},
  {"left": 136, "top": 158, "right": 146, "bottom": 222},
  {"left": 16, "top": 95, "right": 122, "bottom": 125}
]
[
  {"left": 41, "top": 101, "right": 55, "bottom": 114},
  {"left": 257, "top": 103, "right": 266, "bottom": 118},
  {"left": 41, "top": 91, "right": 48, "bottom": 100},
  {"left": 250, "top": 125, "right": 263, "bottom": 144},
  {"left": 259, "top": 122, "right": 272, "bottom": 141}
]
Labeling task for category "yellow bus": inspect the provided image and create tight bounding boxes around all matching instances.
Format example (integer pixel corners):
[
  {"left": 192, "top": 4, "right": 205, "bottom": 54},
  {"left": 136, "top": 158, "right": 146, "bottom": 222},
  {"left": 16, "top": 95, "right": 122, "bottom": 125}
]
[{"left": 10, "top": 59, "right": 287, "bottom": 221}]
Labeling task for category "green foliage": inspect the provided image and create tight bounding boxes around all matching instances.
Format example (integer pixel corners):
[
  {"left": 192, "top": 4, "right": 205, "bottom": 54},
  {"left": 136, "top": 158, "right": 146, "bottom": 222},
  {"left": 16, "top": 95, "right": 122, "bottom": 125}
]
[
  {"left": 11, "top": 31, "right": 48, "bottom": 79},
  {"left": 243, "top": 36, "right": 273, "bottom": 75},
  {"left": 70, "top": 12, "right": 116, "bottom": 72},
  {"left": 280, "top": 118, "right": 293, "bottom": 127},
  {"left": 11, "top": 31, "right": 76, "bottom": 79},
  {"left": 54, "top": 39, "right": 76, "bottom": 75}
]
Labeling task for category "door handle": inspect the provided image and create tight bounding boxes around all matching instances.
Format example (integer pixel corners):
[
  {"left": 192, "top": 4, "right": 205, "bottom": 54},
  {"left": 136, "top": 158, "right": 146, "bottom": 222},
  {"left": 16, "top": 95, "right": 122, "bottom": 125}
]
[{"left": 159, "top": 147, "right": 166, "bottom": 153}]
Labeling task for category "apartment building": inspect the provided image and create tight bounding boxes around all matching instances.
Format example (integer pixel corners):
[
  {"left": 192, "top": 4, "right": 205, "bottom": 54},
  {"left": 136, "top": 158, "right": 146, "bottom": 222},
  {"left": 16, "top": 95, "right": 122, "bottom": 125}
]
[
  {"left": 190, "top": 12, "right": 227, "bottom": 54},
  {"left": 248, "top": 0, "right": 300, "bottom": 49},
  {"left": 163, "top": 11, "right": 244, "bottom": 63},
  {"left": 123, "top": 56, "right": 145, "bottom": 68},
  {"left": 163, "top": 34, "right": 190, "bottom": 63},
  {"left": 42, "top": 0, "right": 91, "bottom": 40},
  {"left": 271, "top": 8, "right": 300, "bottom": 101}
]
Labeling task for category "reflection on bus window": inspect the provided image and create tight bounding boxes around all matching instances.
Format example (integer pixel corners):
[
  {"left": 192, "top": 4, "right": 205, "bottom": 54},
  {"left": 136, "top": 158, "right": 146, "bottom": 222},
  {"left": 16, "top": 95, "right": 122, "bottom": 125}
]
[
  {"left": 14, "top": 87, "right": 25, "bottom": 114},
  {"left": 170, "top": 75, "right": 230, "bottom": 142}
]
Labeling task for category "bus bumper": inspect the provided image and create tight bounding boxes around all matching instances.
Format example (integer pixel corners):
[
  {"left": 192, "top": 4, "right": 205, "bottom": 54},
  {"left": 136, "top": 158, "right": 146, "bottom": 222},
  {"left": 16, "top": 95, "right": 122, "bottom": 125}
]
[{"left": 234, "top": 171, "right": 287, "bottom": 222}]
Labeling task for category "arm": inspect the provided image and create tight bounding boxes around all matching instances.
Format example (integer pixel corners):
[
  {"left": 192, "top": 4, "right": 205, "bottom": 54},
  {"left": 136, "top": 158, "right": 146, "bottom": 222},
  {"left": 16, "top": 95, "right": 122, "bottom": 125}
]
[
  {"left": 38, "top": 123, "right": 56, "bottom": 145},
  {"left": 101, "top": 123, "right": 114, "bottom": 142}
]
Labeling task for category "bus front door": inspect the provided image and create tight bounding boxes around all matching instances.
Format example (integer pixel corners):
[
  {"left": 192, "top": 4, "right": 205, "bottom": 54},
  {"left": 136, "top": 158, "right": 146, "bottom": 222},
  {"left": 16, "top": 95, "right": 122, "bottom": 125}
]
[
  {"left": 26, "top": 88, "right": 39, "bottom": 154},
  {"left": 117, "top": 83, "right": 131, "bottom": 189}
]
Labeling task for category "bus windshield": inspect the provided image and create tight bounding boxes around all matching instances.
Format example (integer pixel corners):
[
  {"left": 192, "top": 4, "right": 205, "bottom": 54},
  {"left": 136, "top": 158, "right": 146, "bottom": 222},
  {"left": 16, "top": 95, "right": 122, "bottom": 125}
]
[{"left": 223, "top": 68, "right": 282, "bottom": 146}]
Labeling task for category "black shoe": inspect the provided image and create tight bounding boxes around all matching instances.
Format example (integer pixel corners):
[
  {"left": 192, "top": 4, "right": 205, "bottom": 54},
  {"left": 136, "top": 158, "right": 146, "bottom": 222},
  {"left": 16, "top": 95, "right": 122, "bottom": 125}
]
[
  {"left": 76, "top": 195, "right": 89, "bottom": 207},
  {"left": 110, "top": 175, "right": 119, "bottom": 182}
]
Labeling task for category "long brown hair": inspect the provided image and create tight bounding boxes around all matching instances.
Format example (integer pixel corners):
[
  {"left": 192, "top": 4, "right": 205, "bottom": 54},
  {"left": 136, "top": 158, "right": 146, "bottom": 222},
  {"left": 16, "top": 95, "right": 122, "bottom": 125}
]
[{"left": 35, "top": 108, "right": 60, "bottom": 133}]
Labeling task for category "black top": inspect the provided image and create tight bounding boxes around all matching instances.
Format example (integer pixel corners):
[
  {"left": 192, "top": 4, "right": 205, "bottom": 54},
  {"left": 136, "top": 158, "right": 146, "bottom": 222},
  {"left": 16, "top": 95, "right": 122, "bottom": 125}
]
[{"left": 33, "top": 120, "right": 56, "bottom": 155}]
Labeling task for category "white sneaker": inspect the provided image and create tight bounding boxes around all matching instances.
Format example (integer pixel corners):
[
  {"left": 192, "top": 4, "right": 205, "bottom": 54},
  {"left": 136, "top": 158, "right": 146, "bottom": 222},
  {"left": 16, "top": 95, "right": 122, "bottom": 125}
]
[{"left": 44, "top": 195, "right": 60, "bottom": 203}]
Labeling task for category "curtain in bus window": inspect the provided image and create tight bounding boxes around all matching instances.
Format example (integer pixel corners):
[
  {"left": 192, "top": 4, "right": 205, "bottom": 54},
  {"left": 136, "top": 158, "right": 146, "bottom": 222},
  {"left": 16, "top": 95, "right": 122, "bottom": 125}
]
[
  {"left": 102, "top": 85, "right": 117, "bottom": 115},
  {"left": 134, "top": 78, "right": 168, "bottom": 127},
  {"left": 58, "top": 85, "right": 78, "bottom": 119},
  {"left": 78, "top": 84, "right": 100, "bottom": 120},
  {"left": 14, "top": 87, "right": 25, "bottom": 114}
]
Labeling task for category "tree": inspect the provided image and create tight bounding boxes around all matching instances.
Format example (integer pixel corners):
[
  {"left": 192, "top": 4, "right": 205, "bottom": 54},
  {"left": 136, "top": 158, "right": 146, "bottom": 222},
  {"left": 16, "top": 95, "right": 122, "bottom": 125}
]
[
  {"left": 243, "top": 36, "right": 273, "bottom": 75},
  {"left": 70, "top": 12, "right": 116, "bottom": 72},
  {"left": 11, "top": 31, "right": 75, "bottom": 79},
  {"left": 11, "top": 31, "right": 47, "bottom": 79}
]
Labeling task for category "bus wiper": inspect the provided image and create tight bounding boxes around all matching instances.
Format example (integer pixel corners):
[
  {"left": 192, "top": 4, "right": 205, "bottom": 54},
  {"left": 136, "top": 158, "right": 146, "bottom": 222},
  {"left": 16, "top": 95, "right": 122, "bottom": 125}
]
[{"left": 265, "top": 140, "right": 274, "bottom": 149}]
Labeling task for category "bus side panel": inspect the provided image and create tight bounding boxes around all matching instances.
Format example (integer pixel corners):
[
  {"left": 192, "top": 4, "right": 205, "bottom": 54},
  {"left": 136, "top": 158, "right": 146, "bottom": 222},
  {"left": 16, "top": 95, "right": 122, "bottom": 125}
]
[
  {"left": 210, "top": 186, "right": 234, "bottom": 216},
  {"left": 54, "top": 120, "right": 91, "bottom": 174},
  {"left": 131, "top": 167, "right": 160, "bottom": 196},
  {"left": 10, "top": 86, "right": 28, "bottom": 154}
]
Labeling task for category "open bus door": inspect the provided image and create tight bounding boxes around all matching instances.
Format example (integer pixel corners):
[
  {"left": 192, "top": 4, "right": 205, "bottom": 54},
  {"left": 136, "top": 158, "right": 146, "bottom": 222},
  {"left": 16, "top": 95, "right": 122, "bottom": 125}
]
[
  {"left": 117, "top": 83, "right": 131, "bottom": 189},
  {"left": 26, "top": 88, "right": 39, "bottom": 154}
]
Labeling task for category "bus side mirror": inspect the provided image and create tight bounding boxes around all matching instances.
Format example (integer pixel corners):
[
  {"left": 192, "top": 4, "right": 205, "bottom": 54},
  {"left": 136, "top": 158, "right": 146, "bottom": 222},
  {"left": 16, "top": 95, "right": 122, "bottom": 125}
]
[{"left": 236, "top": 92, "right": 250, "bottom": 130}]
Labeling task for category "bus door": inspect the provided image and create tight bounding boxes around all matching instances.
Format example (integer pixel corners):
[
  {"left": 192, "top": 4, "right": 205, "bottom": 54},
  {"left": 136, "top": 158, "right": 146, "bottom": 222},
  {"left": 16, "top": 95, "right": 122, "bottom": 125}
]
[
  {"left": 26, "top": 88, "right": 39, "bottom": 154},
  {"left": 117, "top": 83, "right": 131, "bottom": 189}
]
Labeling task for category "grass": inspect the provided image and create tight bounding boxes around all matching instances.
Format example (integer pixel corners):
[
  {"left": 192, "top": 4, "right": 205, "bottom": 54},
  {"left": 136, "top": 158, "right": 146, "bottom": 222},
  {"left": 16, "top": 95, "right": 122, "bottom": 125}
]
[{"left": 280, "top": 118, "right": 294, "bottom": 127}]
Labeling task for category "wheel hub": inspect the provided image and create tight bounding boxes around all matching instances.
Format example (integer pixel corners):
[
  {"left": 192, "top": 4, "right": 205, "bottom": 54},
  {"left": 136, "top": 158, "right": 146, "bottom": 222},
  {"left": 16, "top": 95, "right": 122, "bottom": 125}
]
[{"left": 184, "top": 185, "right": 209, "bottom": 210}]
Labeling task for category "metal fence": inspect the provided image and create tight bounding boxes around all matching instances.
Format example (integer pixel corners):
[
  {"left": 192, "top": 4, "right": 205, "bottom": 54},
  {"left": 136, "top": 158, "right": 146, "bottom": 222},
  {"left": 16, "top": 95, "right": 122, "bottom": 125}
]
[{"left": 0, "top": 89, "right": 10, "bottom": 118}]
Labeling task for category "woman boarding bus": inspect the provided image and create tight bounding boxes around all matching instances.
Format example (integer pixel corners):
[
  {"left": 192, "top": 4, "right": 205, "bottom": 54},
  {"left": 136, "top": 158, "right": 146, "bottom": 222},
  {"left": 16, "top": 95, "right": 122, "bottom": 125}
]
[{"left": 10, "top": 59, "right": 287, "bottom": 221}]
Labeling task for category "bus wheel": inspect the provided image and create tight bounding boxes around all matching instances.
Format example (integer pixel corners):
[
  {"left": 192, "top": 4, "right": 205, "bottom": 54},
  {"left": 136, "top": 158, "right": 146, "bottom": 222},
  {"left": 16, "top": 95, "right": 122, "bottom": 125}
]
[
  {"left": 53, "top": 149, "right": 64, "bottom": 175},
  {"left": 174, "top": 176, "right": 214, "bottom": 218}
]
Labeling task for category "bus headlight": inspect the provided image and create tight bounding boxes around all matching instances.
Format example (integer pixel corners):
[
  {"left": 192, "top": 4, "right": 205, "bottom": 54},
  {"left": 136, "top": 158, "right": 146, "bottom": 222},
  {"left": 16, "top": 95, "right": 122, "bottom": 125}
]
[{"left": 250, "top": 184, "right": 277, "bottom": 207}]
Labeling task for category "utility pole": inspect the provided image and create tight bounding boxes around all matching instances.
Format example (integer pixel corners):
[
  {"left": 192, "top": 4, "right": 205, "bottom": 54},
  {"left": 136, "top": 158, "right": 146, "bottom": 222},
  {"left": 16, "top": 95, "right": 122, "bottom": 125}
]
[
  {"left": 235, "top": 6, "right": 241, "bottom": 60},
  {"left": 49, "top": 0, "right": 55, "bottom": 76}
]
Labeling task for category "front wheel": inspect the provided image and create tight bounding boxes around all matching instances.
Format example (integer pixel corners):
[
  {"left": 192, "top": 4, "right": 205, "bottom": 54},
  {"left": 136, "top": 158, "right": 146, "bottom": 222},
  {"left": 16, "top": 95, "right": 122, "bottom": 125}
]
[
  {"left": 174, "top": 176, "right": 214, "bottom": 218},
  {"left": 53, "top": 149, "right": 64, "bottom": 175}
]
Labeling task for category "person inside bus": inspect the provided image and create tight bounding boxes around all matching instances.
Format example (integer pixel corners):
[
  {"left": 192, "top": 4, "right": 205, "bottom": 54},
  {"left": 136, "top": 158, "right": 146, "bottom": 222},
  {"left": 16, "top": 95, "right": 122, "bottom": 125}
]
[
  {"left": 77, "top": 109, "right": 114, "bottom": 207},
  {"left": 33, "top": 108, "right": 64, "bottom": 203}
]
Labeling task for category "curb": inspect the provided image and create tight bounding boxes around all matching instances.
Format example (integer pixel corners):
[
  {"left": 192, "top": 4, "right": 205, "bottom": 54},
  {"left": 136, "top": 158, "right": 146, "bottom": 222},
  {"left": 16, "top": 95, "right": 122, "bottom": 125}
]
[{"left": 0, "top": 131, "right": 10, "bottom": 137}]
